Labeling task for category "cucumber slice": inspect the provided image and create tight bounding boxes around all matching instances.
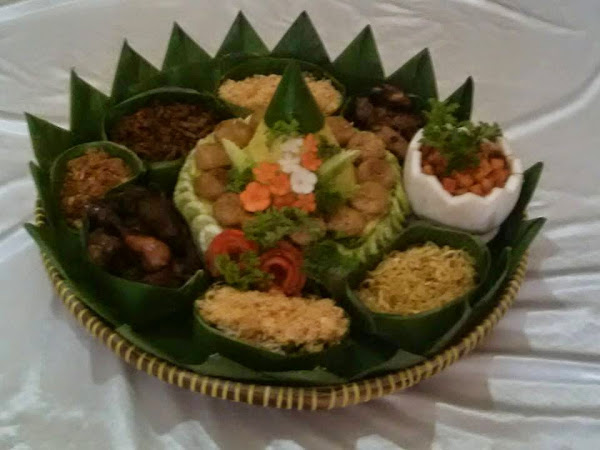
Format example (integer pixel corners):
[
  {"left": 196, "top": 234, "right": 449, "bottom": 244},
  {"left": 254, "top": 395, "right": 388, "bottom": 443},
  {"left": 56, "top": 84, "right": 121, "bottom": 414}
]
[
  {"left": 221, "top": 138, "right": 254, "bottom": 171},
  {"left": 317, "top": 149, "right": 360, "bottom": 183},
  {"left": 173, "top": 136, "right": 222, "bottom": 252}
]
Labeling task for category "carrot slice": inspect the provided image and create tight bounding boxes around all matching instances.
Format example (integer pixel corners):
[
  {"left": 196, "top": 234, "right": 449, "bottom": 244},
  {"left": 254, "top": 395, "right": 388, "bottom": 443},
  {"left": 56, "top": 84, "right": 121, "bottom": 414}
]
[
  {"left": 252, "top": 162, "right": 280, "bottom": 184},
  {"left": 269, "top": 172, "right": 291, "bottom": 196},
  {"left": 456, "top": 173, "right": 474, "bottom": 188},
  {"left": 272, "top": 192, "right": 297, "bottom": 209},
  {"left": 300, "top": 150, "right": 322, "bottom": 171},
  {"left": 490, "top": 158, "right": 505, "bottom": 170},
  {"left": 441, "top": 177, "right": 457, "bottom": 193},
  {"left": 294, "top": 193, "right": 316, "bottom": 213},
  {"left": 469, "top": 184, "right": 484, "bottom": 195},
  {"left": 303, "top": 133, "right": 318, "bottom": 154},
  {"left": 240, "top": 181, "right": 271, "bottom": 212}
]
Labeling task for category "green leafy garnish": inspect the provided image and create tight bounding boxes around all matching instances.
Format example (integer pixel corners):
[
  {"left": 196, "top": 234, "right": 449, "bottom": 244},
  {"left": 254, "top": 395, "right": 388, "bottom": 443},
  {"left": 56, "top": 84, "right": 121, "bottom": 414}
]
[
  {"left": 303, "top": 240, "right": 360, "bottom": 282},
  {"left": 314, "top": 183, "right": 345, "bottom": 215},
  {"left": 267, "top": 119, "right": 300, "bottom": 142},
  {"left": 214, "top": 252, "right": 271, "bottom": 291},
  {"left": 242, "top": 207, "right": 324, "bottom": 248},
  {"left": 422, "top": 100, "right": 502, "bottom": 173},
  {"left": 227, "top": 166, "right": 254, "bottom": 193},
  {"left": 317, "top": 136, "right": 341, "bottom": 160}
]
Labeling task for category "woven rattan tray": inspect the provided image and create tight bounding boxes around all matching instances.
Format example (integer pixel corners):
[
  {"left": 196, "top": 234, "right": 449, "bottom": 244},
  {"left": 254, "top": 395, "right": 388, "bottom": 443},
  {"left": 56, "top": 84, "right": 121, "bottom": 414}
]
[{"left": 35, "top": 202, "right": 527, "bottom": 410}]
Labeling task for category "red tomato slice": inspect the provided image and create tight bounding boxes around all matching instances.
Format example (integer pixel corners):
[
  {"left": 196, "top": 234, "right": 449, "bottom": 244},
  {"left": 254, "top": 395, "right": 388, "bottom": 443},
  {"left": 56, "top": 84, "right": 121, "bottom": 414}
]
[
  {"left": 205, "top": 229, "right": 258, "bottom": 276},
  {"left": 260, "top": 242, "right": 306, "bottom": 296}
]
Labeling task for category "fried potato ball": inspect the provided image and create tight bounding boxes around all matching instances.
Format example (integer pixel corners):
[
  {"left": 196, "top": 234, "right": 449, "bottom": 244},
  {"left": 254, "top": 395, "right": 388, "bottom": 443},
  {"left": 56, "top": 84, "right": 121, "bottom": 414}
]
[
  {"left": 350, "top": 181, "right": 390, "bottom": 215},
  {"left": 195, "top": 142, "right": 231, "bottom": 170},
  {"left": 356, "top": 158, "right": 397, "bottom": 189},
  {"left": 327, "top": 206, "right": 367, "bottom": 236},
  {"left": 194, "top": 168, "right": 228, "bottom": 201},
  {"left": 214, "top": 119, "right": 254, "bottom": 148},
  {"left": 213, "top": 192, "right": 246, "bottom": 227},
  {"left": 325, "top": 116, "right": 356, "bottom": 147},
  {"left": 347, "top": 131, "right": 386, "bottom": 161}
]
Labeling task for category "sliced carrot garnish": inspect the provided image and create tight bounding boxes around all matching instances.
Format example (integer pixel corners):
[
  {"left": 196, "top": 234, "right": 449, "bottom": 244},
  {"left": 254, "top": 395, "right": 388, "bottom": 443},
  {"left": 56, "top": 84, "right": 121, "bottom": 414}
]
[
  {"left": 441, "top": 177, "right": 457, "bottom": 193},
  {"left": 272, "top": 192, "right": 297, "bottom": 209},
  {"left": 252, "top": 162, "right": 280, "bottom": 184},
  {"left": 240, "top": 181, "right": 271, "bottom": 212},
  {"left": 300, "top": 150, "right": 322, "bottom": 171},
  {"left": 294, "top": 193, "right": 316, "bottom": 213},
  {"left": 269, "top": 172, "right": 291, "bottom": 196},
  {"left": 303, "top": 133, "right": 318, "bottom": 154}
]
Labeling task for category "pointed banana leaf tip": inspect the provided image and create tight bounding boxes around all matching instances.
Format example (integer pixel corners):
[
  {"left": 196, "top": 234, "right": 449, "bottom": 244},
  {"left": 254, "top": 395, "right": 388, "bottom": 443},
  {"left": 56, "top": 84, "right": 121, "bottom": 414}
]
[
  {"left": 172, "top": 21, "right": 183, "bottom": 34},
  {"left": 419, "top": 47, "right": 432, "bottom": 58},
  {"left": 362, "top": 25, "right": 375, "bottom": 39},
  {"left": 264, "top": 61, "right": 324, "bottom": 133},
  {"left": 295, "top": 10, "right": 312, "bottom": 24}
]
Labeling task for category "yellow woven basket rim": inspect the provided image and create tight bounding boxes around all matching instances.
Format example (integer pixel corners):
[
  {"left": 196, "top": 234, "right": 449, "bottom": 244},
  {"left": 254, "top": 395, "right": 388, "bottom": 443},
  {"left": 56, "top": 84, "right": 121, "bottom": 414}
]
[{"left": 35, "top": 206, "right": 527, "bottom": 410}]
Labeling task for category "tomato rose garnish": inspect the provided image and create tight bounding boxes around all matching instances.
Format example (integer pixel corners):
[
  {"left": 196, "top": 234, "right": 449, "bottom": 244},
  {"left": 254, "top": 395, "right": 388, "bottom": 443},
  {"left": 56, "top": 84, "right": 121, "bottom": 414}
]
[
  {"left": 205, "top": 229, "right": 258, "bottom": 276},
  {"left": 259, "top": 241, "right": 306, "bottom": 296}
]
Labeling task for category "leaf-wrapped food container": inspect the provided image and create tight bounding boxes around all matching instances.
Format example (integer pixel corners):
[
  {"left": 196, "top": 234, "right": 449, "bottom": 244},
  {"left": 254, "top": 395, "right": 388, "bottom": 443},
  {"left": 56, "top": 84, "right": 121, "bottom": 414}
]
[
  {"left": 337, "top": 223, "right": 491, "bottom": 355},
  {"left": 102, "top": 87, "right": 232, "bottom": 191},
  {"left": 192, "top": 308, "right": 351, "bottom": 372},
  {"left": 217, "top": 56, "right": 346, "bottom": 117},
  {"left": 50, "top": 141, "right": 145, "bottom": 231},
  {"left": 85, "top": 260, "right": 210, "bottom": 329}
]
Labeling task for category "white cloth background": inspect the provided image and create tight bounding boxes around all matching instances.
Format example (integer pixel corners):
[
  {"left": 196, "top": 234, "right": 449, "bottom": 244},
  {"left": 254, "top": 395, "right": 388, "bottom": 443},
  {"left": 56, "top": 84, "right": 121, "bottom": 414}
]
[{"left": 1, "top": 1, "right": 599, "bottom": 449}]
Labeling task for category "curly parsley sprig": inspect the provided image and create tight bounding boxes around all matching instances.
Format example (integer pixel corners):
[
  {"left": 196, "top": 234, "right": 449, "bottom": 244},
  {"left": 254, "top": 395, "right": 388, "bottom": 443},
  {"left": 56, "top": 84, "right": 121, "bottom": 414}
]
[
  {"left": 242, "top": 207, "right": 325, "bottom": 249},
  {"left": 267, "top": 119, "right": 300, "bottom": 142},
  {"left": 422, "top": 100, "right": 502, "bottom": 173},
  {"left": 214, "top": 251, "right": 271, "bottom": 290}
]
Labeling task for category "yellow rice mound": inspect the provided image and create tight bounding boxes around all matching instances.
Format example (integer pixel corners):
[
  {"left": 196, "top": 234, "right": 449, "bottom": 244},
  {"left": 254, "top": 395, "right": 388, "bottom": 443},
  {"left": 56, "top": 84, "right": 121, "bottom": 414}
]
[
  {"left": 218, "top": 74, "right": 342, "bottom": 115},
  {"left": 358, "top": 243, "right": 477, "bottom": 315},
  {"left": 197, "top": 286, "right": 349, "bottom": 354}
]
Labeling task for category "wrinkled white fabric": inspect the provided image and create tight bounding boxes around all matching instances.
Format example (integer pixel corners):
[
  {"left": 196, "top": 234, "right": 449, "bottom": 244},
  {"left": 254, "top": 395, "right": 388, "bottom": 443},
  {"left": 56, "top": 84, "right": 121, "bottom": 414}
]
[{"left": 1, "top": 1, "right": 599, "bottom": 449}]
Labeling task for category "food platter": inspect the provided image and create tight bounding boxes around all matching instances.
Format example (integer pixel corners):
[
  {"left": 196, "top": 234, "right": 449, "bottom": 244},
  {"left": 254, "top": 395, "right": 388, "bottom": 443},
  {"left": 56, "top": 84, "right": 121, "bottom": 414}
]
[{"left": 26, "top": 11, "right": 545, "bottom": 408}]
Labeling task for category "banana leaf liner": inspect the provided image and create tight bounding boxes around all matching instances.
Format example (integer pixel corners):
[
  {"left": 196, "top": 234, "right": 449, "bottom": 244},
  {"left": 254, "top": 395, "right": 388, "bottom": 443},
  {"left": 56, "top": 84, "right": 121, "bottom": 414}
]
[
  {"left": 106, "top": 307, "right": 425, "bottom": 383},
  {"left": 490, "top": 162, "right": 544, "bottom": 260},
  {"left": 212, "top": 12, "right": 269, "bottom": 78},
  {"left": 129, "top": 22, "right": 215, "bottom": 99},
  {"left": 111, "top": 41, "right": 161, "bottom": 104},
  {"left": 217, "top": 57, "right": 346, "bottom": 118},
  {"left": 162, "top": 23, "right": 212, "bottom": 71},
  {"left": 386, "top": 48, "right": 438, "bottom": 113},
  {"left": 335, "top": 223, "right": 491, "bottom": 355},
  {"left": 333, "top": 25, "right": 385, "bottom": 96},
  {"left": 125, "top": 60, "right": 218, "bottom": 99},
  {"left": 26, "top": 71, "right": 109, "bottom": 172},
  {"left": 192, "top": 307, "right": 352, "bottom": 372},
  {"left": 71, "top": 70, "right": 111, "bottom": 144},
  {"left": 270, "top": 11, "right": 332, "bottom": 70},
  {"left": 25, "top": 223, "right": 124, "bottom": 327},
  {"left": 444, "top": 76, "right": 474, "bottom": 121},
  {"left": 102, "top": 87, "right": 233, "bottom": 192}
]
